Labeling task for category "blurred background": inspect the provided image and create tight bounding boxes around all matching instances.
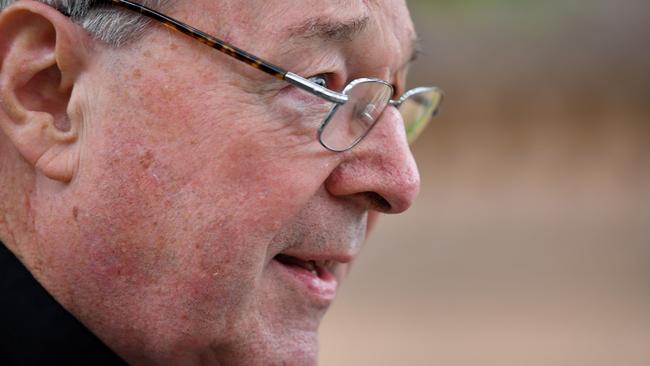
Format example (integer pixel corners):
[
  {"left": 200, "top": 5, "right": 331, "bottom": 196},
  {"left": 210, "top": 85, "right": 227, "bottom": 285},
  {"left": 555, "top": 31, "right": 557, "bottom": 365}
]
[{"left": 320, "top": 0, "right": 650, "bottom": 365}]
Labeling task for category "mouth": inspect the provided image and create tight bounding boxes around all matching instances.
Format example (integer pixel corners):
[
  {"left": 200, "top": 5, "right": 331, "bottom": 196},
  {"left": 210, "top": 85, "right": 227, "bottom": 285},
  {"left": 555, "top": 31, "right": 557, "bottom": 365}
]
[{"left": 272, "top": 253, "right": 338, "bottom": 305}]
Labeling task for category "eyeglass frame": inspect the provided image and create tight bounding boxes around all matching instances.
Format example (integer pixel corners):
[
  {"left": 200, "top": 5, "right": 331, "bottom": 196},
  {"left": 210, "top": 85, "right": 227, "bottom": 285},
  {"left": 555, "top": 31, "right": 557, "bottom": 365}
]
[{"left": 92, "top": 0, "right": 443, "bottom": 151}]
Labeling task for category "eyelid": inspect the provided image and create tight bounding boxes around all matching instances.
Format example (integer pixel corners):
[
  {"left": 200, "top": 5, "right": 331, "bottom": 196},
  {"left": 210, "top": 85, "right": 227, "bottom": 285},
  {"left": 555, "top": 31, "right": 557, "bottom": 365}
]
[{"left": 306, "top": 70, "right": 348, "bottom": 93}]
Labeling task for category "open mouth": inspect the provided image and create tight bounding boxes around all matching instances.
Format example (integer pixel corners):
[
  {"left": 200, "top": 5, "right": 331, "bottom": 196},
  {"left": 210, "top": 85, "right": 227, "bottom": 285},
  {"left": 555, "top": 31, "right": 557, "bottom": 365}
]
[
  {"left": 272, "top": 253, "right": 338, "bottom": 303},
  {"left": 273, "top": 254, "right": 333, "bottom": 279}
]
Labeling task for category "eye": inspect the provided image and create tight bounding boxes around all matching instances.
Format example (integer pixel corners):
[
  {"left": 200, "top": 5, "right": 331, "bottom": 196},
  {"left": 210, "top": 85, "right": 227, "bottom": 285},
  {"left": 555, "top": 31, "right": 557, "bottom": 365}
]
[{"left": 308, "top": 74, "right": 329, "bottom": 88}]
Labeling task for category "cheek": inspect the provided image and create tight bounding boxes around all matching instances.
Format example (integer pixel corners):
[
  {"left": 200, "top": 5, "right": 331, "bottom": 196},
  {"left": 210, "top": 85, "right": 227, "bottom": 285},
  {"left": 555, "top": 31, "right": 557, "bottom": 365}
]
[
  {"left": 73, "top": 50, "right": 336, "bottom": 297},
  {"left": 72, "top": 97, "right": 327, "bottom": 284},
  {"left": 73, "top": 147, "right": 178, "bottom": 283}
]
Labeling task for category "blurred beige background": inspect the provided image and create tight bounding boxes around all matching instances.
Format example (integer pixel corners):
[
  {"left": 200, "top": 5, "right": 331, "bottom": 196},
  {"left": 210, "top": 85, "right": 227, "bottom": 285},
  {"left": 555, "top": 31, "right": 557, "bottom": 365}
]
[{"left": 320, "top": 0, "right": 650, "bottom": 365}]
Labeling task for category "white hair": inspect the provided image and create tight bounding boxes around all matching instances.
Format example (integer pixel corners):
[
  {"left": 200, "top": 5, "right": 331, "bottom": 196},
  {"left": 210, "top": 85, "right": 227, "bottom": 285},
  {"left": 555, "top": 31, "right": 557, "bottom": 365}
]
[{"left": 0, "top": 0, "right": 170, "bottom": 46}]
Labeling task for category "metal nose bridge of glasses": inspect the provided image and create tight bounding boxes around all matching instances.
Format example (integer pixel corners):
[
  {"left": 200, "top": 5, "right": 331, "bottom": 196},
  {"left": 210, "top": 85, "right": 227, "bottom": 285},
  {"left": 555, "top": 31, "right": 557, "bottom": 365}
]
[{"left": 102, "top": 0, "right": 442, "bottom": 151}]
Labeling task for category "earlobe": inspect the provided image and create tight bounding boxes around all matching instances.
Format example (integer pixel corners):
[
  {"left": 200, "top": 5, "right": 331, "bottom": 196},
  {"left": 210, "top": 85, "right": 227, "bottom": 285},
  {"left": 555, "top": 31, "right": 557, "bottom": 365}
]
[{"left": 0, "top": 1, "right": 87, "bottom": 182}]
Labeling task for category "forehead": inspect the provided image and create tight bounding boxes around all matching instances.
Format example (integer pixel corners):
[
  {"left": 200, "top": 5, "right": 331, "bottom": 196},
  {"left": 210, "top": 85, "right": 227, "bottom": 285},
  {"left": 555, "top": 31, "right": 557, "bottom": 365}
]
[
  {"left": 177, "top": 0, "right": 416, "bottom": 67},
  {"left": 253, "top": 0, "right": 412, "bottom": 29}
]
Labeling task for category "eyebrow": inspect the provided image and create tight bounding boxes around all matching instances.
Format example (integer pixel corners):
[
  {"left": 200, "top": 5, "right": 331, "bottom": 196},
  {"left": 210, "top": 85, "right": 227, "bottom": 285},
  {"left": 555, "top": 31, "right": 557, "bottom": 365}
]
[
  {"left": 288, "top": 15, "right": 370, "bottom": 42},
  {"left": 289, "top": 16, "right": 421, "bottom": 68}
]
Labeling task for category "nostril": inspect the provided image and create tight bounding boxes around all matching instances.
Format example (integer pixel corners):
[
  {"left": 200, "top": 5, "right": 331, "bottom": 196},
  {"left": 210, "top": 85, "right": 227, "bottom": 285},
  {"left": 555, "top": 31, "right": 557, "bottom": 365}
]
[{"left": 364, "top": 192, "right": 391, "bottom": 212}]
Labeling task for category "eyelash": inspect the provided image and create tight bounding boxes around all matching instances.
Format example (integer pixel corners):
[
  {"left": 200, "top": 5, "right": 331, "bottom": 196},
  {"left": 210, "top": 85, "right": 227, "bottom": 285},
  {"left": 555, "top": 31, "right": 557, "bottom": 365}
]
[
  {"left": 308, "top": 74, "right": 329, "bottom": 88},
  {"left": 307, "top": 73, "right": 337, "bottom": 91}
]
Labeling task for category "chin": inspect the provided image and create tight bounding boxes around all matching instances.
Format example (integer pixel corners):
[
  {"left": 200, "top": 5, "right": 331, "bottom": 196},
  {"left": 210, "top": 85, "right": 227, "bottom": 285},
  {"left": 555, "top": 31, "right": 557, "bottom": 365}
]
[{"left": 211, "top": 328, "right": 320, "bottom": 366}]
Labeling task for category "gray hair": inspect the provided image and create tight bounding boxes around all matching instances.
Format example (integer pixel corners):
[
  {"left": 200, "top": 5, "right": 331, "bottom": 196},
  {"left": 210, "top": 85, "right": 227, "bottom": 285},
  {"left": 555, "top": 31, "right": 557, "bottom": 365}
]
[{"left": 0, "top": 0, "right": 170, "bottom": 46}]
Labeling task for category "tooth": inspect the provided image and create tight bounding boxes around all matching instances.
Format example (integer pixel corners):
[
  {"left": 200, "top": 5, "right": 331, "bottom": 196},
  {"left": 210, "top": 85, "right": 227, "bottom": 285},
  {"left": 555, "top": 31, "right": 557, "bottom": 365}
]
[{"left": 305, "top": 261, "right": 316, "bottom": 272}]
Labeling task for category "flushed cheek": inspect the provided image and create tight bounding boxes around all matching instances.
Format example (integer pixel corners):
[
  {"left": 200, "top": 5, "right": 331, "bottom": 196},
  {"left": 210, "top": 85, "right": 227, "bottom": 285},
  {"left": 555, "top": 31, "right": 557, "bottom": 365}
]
[
  {"left": 87, "top": 109, "right": 323, "bottom": 271},
  {"left": 65, "top": 174, "right": 268, "bottom": 350},
  {"left": 70, "top": 135, "right": 197, "bottom": 281},
  {"left": 78, "top": 135, "right": 293, "bottom": 278},
  {"left": 75, "top": 115, "right": 309, "bottom": 294},
  {"left": 72, "top": 183, "right": 174, "bottom": 288}
]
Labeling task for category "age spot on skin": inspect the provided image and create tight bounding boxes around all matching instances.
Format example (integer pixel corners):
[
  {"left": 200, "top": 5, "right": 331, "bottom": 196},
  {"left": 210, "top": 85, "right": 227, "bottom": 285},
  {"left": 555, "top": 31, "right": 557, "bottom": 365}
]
[
  {"left": 72, "top": 206, "right": 79, "bottom": 221},
  {"left": 139, "top": 150, "right": 155, "bottom": 170}
]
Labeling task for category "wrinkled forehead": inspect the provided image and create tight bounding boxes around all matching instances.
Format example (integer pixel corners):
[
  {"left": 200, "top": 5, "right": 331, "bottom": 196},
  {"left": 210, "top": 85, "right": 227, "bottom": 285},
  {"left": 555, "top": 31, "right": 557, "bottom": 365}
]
[
  {"left": 178, "top": 0, "right": 416, "bottom": 69},
  {"left": 260, "top": 0, "right": 415, "bottom": 37}
]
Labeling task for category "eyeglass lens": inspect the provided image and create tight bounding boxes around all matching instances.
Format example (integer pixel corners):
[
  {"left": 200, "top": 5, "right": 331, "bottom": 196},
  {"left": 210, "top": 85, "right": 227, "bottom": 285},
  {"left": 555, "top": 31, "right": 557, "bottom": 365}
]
[
  {"left": 319, "top": 81, "right": 393, "bottom": 152},
  {"left": 401, "top": 89, "right": 443, "bottom": 143},
  {"left": 319, "top": 81, "right": 441, "bottom": 152}
]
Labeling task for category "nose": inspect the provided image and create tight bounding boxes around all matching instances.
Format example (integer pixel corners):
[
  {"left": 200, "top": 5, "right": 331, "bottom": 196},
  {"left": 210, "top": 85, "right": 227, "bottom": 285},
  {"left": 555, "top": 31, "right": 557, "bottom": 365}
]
[{"left": 324, "top": 106, "right": 421, "bottom": 214}]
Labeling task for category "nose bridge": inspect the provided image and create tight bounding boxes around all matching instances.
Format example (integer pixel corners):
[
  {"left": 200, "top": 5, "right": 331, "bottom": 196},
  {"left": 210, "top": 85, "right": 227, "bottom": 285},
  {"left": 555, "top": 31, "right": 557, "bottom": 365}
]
[{"left": 325, "top": 106, "right": 421, "bottom": 214}]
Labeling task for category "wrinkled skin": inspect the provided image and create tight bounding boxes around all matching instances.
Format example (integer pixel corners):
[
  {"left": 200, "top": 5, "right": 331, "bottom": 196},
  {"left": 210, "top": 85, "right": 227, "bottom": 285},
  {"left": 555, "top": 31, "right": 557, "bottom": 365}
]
[{"left": 0, "top": 0, "right": 420, "bottom": 364}]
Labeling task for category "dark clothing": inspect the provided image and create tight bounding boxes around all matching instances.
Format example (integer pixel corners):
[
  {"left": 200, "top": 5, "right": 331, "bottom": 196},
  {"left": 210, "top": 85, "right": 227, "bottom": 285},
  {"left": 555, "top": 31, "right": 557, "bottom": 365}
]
[{"left": 0, "top": 241, "right": 127, "bottom": 366}]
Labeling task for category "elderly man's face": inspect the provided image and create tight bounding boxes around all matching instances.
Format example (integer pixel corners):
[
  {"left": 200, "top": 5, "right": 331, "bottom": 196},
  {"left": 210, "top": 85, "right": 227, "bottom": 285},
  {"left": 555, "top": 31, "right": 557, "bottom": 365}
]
[{"left": 25, "top": 0, "right": 418, "bottom": 364}]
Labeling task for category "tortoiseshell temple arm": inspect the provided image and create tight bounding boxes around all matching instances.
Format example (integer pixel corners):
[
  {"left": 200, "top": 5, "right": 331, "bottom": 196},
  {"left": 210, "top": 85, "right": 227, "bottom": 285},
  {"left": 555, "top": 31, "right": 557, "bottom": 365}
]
[
  {"left": 105, "top": 0, "right": 348, "bottom": 104},
  {"left": 106, "top": 0, "right": 285, "bottom": 77}
]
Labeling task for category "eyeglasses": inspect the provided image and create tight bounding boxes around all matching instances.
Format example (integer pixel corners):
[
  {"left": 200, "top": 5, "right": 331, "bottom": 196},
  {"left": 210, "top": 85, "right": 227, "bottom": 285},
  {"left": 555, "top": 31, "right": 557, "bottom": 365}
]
[{"left": 103, "top": 0, "right": 444, "bottom": 152}]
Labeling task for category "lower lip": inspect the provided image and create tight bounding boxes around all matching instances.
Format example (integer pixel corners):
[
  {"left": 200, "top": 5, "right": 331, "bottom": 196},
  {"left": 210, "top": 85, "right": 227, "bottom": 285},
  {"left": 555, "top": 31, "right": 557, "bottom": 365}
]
[{"left": 272, "top": 259, "right": 338, "bottom": 305}]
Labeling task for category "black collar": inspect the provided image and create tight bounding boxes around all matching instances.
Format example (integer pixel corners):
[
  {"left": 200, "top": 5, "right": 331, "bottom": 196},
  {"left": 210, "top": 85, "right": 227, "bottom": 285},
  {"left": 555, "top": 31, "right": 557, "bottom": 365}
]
[{"left": 0, "top": 242, "right": 127, "bottom": 365}]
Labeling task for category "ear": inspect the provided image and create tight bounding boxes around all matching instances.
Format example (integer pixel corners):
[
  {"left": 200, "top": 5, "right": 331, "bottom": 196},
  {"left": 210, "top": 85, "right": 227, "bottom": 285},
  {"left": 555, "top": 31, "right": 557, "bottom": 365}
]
[{"left": 0, "top": 1, "right": 89, "bottom": 182}]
